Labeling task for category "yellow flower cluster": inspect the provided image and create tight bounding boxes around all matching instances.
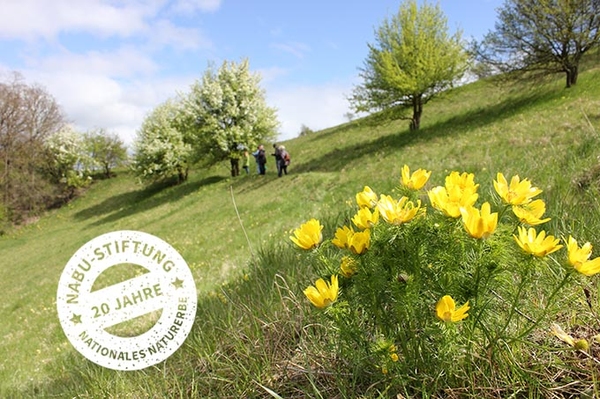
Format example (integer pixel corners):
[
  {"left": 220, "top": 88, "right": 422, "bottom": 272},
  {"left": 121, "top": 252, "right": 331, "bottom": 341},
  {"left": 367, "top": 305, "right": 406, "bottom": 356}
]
[
  {"left": 494, "top": 173, "right": 550, "bottom": 226},
  {"left": 428, "top": 171, "right": 479, "bottom": 218},
  {"left": 294, "top": 165, "right": 600, "bottom": 316}
]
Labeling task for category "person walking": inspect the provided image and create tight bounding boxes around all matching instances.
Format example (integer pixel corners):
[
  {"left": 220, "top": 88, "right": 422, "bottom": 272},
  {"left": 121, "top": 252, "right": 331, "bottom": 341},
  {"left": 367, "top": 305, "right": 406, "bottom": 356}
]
[
  {"left": 242, "top": 150, "right": 250, "bottom": 175},
  {"left": 257, "top": 145, "right": 267, "bottom": 175},
  {"left": 278, "top": 145, "right": 289, "bottom": 177},
  {"left": 272, "top": 144, "right": 282, "bottom": 177},
  {"left": 229, "top": 151, "right": 240, "bottom": 177}
]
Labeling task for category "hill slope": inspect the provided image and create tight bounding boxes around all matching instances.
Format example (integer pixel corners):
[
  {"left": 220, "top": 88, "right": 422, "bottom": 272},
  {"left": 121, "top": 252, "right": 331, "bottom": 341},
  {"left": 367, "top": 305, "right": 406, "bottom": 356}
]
[{"left": 1, "top": 64, "right": 600, "bottom": 397}]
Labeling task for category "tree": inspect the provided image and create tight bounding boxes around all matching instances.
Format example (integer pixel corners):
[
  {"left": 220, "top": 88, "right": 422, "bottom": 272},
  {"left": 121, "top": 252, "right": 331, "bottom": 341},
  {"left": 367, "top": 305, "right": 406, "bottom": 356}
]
[
  {"left": 43, "top": 125, "right": 92, "bottom": 198},
  {"left": 350, "top": 0, "right": 467, "bottom": 130},
  {"left": 84, "top": 129, "right": 128, "bottom": 178},
  {"left": 132, "top": 99, "right": 192, "bottom": 183},
  {"left": 299, "top": 124, "right": 314, "bottom": 136},
  {"left": 475, "top": 0, "right": 600, "bottom": 88},
  {"left": 183, "top": 58, "right": 279, "bottom": 174},
  {"left": 0, "top": 72, "right": 66, "bottom": 221}
]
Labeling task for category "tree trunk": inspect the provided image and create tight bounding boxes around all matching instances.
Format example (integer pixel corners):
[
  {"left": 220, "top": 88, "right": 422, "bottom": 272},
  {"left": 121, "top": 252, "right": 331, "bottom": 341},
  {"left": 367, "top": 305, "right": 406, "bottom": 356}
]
[
  {"left": 410, "top": 95, "right": 423, "bottom": 130},
  {"left": 566, "top": 65, "right": 578, "bottom": 88},
  {"left": 177, "top": 166, "right": 188, "bottom": 184}
]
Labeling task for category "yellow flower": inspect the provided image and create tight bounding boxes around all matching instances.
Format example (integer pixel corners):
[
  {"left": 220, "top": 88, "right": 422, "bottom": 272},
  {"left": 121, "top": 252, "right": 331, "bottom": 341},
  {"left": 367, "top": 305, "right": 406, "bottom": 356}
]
[
  {"left": 348, "top": 229, "right": 371, "bottom": 255},
  {"left": 352, "top": 207, "right": 379, "bottom": 230},
  {"left": 290, "top": 218, "right": 323, "bottom": 250},
  {"left": 445, "top": 171, "right": 479, "bottom": 193},
  {"left": 401, "top": 164, "right": 431, "bottom": 190},
  {"left": 332, "top": 225, "right": 354, "bottom": 249},
  {"left": 460, "top": 202, "right": 498, "bottom": 239},
  {"left": 435, "top": 295, "right": 470, "bottom": 322},
  {"left": 494, "top": 172, "right": 542, "bottom": 205},
  {"left": 514, "top": 226, "right": 563, "bottom": 257},
  {"left": 390, "top": 353, "right": 399, "bottom": 362},
  {"left": 428, "top": 185, "right": 478, "bottom": 218},
  {"left": 304, "top": 275, "right": 339, "bottom": 309},
  {"left": 356, "top": 186, "right": 378, "bottom": 209},
  {"left": 512, "top": 199, "right": 551, "bottom": 225},
  {"left": 566, "top": 236, "right": 600, "bottom": 276},
  {"left": 377, "top": 195, "right": 422, "bottom": 225},
  {"left": 340, "top": 256, "right": 358, "bottom": 277}
]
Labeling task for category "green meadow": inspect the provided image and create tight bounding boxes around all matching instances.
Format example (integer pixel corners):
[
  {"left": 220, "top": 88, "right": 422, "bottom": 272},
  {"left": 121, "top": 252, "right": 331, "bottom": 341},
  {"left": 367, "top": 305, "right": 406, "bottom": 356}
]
[{"left": 2, "top": 58, "right": 600, "bottom": 398}]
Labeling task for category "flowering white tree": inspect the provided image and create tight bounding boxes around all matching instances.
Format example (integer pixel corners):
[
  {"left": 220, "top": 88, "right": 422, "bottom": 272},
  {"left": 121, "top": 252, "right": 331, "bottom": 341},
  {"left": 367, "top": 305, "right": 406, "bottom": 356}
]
[
  {"left": 132, "top": 99, "right": 192, "bottom": 183},
  {"left": 182, "top": 59, "right": 279, "bottom": 166},
  {"left": 44, "top": 125, "right": 92, "bottom": 189}
]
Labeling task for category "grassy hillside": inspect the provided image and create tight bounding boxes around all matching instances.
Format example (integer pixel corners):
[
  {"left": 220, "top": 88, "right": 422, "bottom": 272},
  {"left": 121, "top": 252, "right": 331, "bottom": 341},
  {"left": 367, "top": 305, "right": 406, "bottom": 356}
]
[{"left": 1, "top": 62, "right": 600, "bottom": 397}]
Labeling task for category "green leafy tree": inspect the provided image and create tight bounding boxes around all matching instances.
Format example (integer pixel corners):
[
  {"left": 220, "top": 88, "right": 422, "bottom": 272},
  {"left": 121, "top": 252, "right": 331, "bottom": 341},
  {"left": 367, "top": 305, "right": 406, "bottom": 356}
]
[
  {"left": 475, "top": 0, "right": 600, "bottom": 88},
  {"left": 183, "top": 58, "right": 278, "bottom": 172},
  {"left": 132, "top": 99, "right": 192, "bottom": 183},
  {"left": 43, "top": 125, "right": 92, "bottom": 198},
  {"left": 350, "top": 0, "right": 467, "bottom": 130},
  {"left": 84, "top": 129, "right": 128, "bottom": 178}
]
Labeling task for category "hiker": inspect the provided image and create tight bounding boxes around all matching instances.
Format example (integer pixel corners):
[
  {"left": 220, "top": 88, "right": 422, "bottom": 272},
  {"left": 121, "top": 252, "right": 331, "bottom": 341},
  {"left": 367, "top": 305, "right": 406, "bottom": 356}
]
[
  {"left": 256, "top": 145, "right": 267, "bottom": 175},
  {"left": 242, "top": 150, "right": 250, "bottom": 175},
  {"left": 278, "top": 145, "right": 290, "bottom": 177},
  {"left": 272, "top": 144, "right": 282, "bottom": 177},
  {"left": 229, "top": 151, "right": 240, "bottom": 177},
  {"left": 252, "top": 146, "right": 260, "bottom": 174}
]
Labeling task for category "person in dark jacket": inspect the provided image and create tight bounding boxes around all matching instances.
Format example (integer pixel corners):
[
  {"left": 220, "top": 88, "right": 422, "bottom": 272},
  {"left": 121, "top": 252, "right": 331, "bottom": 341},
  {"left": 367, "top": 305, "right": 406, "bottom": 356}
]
[
  {"left": 272, "top": 143, "right": 282, "bottom": 177},
  {"left": 257, "top": 145, "right": 267, "bottom": 175}
]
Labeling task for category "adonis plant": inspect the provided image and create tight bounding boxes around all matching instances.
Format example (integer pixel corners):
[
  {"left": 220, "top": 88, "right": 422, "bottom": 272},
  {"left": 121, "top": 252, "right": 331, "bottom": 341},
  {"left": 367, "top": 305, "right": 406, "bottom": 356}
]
[{"left": 290, "top": 165, "right": 600, "bottom": 395}]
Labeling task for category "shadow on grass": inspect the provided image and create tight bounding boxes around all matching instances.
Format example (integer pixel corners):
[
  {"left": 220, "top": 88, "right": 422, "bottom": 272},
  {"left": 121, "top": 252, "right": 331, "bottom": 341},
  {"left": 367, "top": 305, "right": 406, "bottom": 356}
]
[
  {"left": 294, "top": 89, "right": 562, "bottom": 174},
  {"left": 74, "top": 175, "right": 225, "bottom": 226}
]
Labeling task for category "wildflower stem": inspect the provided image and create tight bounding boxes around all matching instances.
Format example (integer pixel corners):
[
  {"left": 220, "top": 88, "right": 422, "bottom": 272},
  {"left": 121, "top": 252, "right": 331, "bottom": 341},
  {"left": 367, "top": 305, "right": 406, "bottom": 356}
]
[
  {"left": 489, "top": 289, "right": 535, "bottom": 323},
  {"left": 230, "top": 185, "right": 256, "bottom": 259}
]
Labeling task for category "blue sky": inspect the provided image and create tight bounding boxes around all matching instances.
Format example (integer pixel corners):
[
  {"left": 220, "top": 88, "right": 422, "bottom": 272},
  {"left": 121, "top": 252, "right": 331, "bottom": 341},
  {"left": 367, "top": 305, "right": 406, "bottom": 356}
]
[{"left": 0, "top": 0, "right": 503, "bottom": 144}]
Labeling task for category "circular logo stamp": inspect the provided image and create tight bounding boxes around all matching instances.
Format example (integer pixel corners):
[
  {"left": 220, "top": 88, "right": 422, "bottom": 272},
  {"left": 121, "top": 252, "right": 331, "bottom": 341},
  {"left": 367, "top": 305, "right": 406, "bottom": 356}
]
[{"left": 56, "top": 230, "right": 197, "bottom": 371}]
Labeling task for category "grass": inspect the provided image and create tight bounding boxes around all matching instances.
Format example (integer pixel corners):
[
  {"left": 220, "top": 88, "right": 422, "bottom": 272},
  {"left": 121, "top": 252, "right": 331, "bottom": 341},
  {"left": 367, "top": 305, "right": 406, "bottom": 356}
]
[{"left": 1, "top": 61, "right": 600, "bottom": 397}]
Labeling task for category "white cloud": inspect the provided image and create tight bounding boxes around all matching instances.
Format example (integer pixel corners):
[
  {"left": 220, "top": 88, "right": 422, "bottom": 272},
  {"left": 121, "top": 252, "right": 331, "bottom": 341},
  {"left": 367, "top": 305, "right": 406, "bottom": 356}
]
[
  {"left": 170, "top": 0, "right": 222, "bottom": 14},
  {"left": 0, "top": 0, "right": 154, "bottom": 40},
  {"left": 266, "top": 80, "right": 356, "bottom": 141},
  {"left": 148, "top": 19, "right": 212, "bottom": 51},
  {"left": 256, "top": 66, "right": 290, "bottom": 84},
  {"left": 0, "top": 0, "right": 221, "bottom": 41},
  {"left": 29, "top": 47, "right": 158, "bottom": 78},
  {"left": 19, "top": 63, "right": 194, "bottom": 146},
  {"left": 270, "top": 42, "right": 311, "bottom": 59}
]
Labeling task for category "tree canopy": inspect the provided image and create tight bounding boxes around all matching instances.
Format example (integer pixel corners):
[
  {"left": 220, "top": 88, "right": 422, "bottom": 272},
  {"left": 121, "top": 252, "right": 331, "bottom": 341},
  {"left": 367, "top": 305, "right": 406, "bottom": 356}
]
[
  {"left": 183, "top": 58, "right": 278, "bottom": 165},
  {"left": 350, "top": 0, "right": 467, "bottom": 130},
  {"left": 84, "top": 129, "right": 128, "bottom": 178},
  {"left": 132, "top": 99, "right": 192, "bottom": 184},
  {"left": 475, "top": 0, "right": 600, "bottom": 87}
]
